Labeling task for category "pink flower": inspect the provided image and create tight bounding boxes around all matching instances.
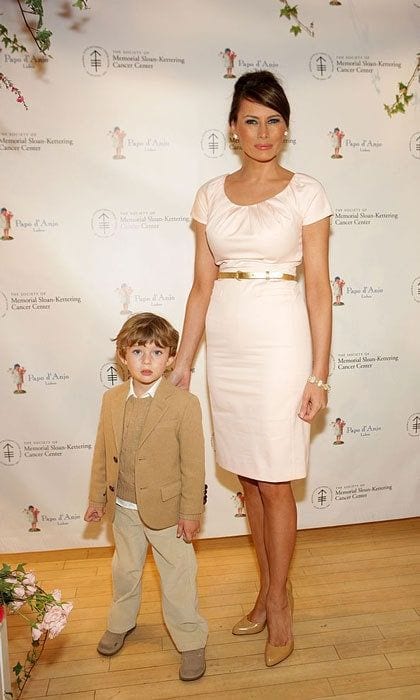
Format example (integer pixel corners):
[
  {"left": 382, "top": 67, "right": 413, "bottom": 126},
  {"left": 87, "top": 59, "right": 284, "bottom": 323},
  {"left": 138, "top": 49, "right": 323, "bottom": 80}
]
[
  {"left": 51, "top": 589, "right": 61, "bottom": 602},
  {"left": 23, "top": 573, "right": 36, "bottom": 587},
  {"left": 17, "top": 96, "right": 24, "bottom": 103},
  {"left": 31, "top": 625, "right": 43, "bottom": 641},
  {"left": 41, "top": 602, "right": 73, "bottom": 639},
  {"left": 5, "top": 576, "right": 18, "bottom": 586},
  {"left": 9, "top": 600, "right": 25, "bottom": 612},
  {"left": 13, "top": 585, "right": 26, "bottom": 599},
  {"left": 25, "top": 585, "right": 37, "bottom": 596}
]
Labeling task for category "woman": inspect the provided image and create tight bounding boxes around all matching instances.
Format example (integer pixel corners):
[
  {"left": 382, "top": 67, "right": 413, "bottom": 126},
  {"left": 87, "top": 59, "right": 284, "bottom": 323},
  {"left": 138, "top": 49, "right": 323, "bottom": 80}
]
[{"left": 171, "top": 71, "right": 332, "bottom": 667}]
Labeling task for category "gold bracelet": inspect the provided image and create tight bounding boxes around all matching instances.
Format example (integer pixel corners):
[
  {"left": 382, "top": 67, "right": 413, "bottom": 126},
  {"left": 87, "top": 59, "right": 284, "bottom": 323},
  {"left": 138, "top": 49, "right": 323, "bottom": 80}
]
[{"left": 307, "top": 375, "right": 331, "bottom": 391}]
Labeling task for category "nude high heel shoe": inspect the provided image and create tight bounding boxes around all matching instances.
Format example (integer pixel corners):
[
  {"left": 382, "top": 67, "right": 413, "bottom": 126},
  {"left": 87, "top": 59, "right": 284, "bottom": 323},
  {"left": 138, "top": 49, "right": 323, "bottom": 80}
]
[
  {"left": 232, "top": 615, "right": 266, "bottom": 635},
  {"left": 232, "top": 579, "right": 293, "bottom": 636},
  {"left": 264, "top": 581, "right": 294, "bottom": 667}
]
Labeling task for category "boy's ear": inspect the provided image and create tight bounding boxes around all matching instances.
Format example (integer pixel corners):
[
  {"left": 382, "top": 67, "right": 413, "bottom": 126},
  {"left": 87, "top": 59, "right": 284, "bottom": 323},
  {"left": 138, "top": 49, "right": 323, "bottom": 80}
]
[
  {"left": 117, "top": 351, "right": 127, "bottom": 366},
  {"left": 166, "top": 354, "right": 175, "bottom": 369}
]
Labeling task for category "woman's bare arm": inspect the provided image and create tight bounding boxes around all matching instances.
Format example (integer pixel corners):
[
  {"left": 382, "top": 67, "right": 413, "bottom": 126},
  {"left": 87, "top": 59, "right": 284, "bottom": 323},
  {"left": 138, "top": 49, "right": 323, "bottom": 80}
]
[
  {"left": 171, "top": 220, "right": 218, "bottom": 388},
  {"left": 299, "top": 216, "right": 332, "bottom": 422}
]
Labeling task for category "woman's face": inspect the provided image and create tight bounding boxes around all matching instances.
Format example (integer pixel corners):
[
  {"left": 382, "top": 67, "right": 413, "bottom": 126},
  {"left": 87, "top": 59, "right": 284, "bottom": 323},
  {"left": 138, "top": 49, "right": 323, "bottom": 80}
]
[{"left": 232, "top": 98, "right": 287, "bottom": 162}]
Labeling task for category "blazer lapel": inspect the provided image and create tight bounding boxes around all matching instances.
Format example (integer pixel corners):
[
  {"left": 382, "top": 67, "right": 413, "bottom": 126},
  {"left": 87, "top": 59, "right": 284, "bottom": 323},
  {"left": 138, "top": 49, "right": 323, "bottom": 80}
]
[
  {"left": 111, "top": 381, "right": 130, "bottom": 454},
  {"left": 138, "top": 377, "right": 174, "bottom": 447}
]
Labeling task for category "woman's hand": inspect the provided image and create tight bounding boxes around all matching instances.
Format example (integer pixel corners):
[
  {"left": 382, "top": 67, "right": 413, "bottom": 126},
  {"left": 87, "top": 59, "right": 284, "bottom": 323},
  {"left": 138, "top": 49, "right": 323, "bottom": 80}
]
[
  {"left": 169, "top": 366, "right": 192, "bottom": 390},
  {"left": 298, "top": 383, "right": 328, "bottom": 423}
]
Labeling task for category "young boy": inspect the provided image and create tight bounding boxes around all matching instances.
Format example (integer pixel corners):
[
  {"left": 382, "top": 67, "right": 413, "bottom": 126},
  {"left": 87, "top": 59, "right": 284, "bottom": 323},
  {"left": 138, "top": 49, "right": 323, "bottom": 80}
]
[{"left": 84, "top": 313, "right": 208, "bottom": 681}]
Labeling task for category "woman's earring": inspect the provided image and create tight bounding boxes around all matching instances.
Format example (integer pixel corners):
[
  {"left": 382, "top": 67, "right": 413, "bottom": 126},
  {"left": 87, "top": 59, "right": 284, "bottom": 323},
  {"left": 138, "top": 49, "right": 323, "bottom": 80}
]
[
  {"left": 284, "top": 130, "right": 289, "bottom": 136},
  {"left": 230, "top": 132, "right": 239, "bottom": 143}
]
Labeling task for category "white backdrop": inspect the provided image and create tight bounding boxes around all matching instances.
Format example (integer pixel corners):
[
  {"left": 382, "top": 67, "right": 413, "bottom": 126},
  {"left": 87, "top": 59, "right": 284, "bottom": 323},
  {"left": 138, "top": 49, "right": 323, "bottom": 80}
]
[{"left": 1, "top": 0, "right": 419, "bottom": 552}]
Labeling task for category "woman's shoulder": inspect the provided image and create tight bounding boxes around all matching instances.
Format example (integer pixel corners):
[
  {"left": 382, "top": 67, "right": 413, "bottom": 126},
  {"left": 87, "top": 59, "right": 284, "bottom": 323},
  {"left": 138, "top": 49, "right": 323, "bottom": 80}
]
[
  {"left": 291, "top": 172, "right": 327, "bottom": 192},
  {"left": 195, "top": 173, "right": 226, "bottom": 197}
]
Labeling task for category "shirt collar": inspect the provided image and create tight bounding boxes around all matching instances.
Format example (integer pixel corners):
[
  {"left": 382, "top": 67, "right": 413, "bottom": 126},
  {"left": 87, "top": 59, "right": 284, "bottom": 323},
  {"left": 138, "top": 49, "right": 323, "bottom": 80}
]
[{"left": 127, "top": 376, "right": 162, "bottom": 400}]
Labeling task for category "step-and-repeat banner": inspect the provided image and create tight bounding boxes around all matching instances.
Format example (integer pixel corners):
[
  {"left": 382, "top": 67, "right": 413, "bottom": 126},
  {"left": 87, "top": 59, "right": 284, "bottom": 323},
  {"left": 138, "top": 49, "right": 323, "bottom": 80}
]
[{"left": 1, "top": 1, "right": 419, "bottom": 552}]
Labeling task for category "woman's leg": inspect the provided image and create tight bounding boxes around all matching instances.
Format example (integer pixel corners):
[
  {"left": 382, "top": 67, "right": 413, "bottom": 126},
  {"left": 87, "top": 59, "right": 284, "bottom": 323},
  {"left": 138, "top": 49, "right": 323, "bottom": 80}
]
[
  {"left": 258, "top": 481, "right": 296, "bottom": 646},
  {"left": 238, "top": 476, "right": 270, "bottom": 622}
]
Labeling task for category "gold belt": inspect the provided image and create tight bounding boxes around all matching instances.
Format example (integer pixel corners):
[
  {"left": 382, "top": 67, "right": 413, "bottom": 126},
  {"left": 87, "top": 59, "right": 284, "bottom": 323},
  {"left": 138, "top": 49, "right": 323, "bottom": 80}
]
[{"left": 218, "top": 271, "right": 296, "bottom": 281}]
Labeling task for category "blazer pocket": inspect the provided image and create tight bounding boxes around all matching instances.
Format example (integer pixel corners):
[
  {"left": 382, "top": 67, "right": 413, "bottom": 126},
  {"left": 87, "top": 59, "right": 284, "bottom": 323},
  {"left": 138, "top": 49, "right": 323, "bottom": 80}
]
[{"left": 161, "top": 479, "right": 181, "bottom": 502}]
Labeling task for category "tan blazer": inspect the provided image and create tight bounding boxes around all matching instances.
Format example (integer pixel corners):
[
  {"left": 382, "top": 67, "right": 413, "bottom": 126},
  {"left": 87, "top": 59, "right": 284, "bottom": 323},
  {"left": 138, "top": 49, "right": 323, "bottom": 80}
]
[{"left": 88, "top": 377, "right": 205, "bottom": 529}]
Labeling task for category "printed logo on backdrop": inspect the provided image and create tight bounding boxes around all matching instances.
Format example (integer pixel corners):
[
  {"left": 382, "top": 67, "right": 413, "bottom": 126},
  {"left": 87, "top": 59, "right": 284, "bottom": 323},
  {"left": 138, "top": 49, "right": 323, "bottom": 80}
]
[
  {"left": 336, "top": 352, "right": 399, "bottom": 372},
  {"left": 8, "top": 363, "right": 26, "bottom": 394},
  {"left": 92, "top": 210, "right": 188, "bottom": 236},
  {"left": 334, "top": 208, "right": 399, "bottom": 228},
  {"left": 334, "top": 483, "right": 393, "bottom": 503},
  {"left": 2, "top": 291, "right": 82, "bottom": 314},
  {"left": 332, "top": 276, "right": 345, "bottom": 305},
  {"left": 91, "top": 210, "right": 118, "bottom": 237},
  {"left": 40, "top": 511, "right": 81, "bottom": 527},
  {"left": 22, "top": 506, "right": 81, "bottom": 529},
  {"left": 1, "top": 210, "right": 59, "bottom": 237},
  {"left": 109, "top": 127, "right": 126, "bottom": 159},
  {"left": 201, "top": 130, "right": 226, "bottom": 158},
  {"left": 311, "top": 487, "right": 333, "bottom": 509},
  {"left": 100, "top": 362, "right": 122, "bottom": 389},
  {"left": 312, "top": 483, "right": 393, "bottom": 509},
  {"left": 411, "top": 277, "right": 420, "bottom": 302},
  {"left": 0, "top": 440, "right": 22, "bottom": 466},
  {"left": 115, "top": 284, "right": 175, "bottom": 311},
  {"left": 22, "top": 440, "right": 91, "bottom": 460},
  {"left": 0, "top": 50, "right": 48, "bottom": 71},
  {"left": 309, "top": 53, "right": 334, "bottom": 80},
  {"left": 331, "top": 418, "right": 345, "bottom": 444},
  {"left": 82, "top": 46, "right": 109, "bottom": 76},
  {"left": 406, "top": 413, "right": 420, "bottom": 437},
  {"left": 1, "top": 207, "right": 14, "bottom": 239},
  {"left": 7, "top": 362, "right": 71, "bottom": 393},
  {"left": 219, "top": 48, "right": 237, "bottom": 79},
  {"left": 311, "top": 53, "right": 402, "bottom": 79},
  {"left": 327, "top": 129, "right": 383, "bottom": 156},
  {"left": 231, "top": 53, "right": 280, "bottom": 75},
  {"left": 409, "top": 132, "right": 420, "bottom": 159},
  {"left": 331, "top": 417, "right": 382, "bottom": 444},
  {"left": 83, "top": 47, "right": 185, "bottom": 75},
  {"left": 231, "top": 491, "right": 246, "bottom": 517},
  {"left": 23, "top": 506, "right": 41, "bottom": 532},
  {"left": 0, "top": 132, "right": 74, "bottom": 152},
  {"left": 329, "top": 128, "right": 345, "bottom": 158},
  {"left": 331, "top": 276, "right": 384, "bottom": 305}
]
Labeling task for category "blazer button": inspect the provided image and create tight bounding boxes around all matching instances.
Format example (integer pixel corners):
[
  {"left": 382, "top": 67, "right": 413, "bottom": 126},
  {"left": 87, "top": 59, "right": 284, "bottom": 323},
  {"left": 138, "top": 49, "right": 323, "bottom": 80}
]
[
  {"left": 109, "top": 485, "right": 115, "bottom": 492},
  {"left": 113, "top": 456, "right": 118, "bottom": 463}
]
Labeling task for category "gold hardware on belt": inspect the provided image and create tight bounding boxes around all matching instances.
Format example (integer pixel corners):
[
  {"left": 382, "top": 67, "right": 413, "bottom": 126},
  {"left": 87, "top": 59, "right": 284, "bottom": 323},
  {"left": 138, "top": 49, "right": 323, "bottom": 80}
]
[{"left": 218, "top": 271, "right": 296, "bottom": 281}]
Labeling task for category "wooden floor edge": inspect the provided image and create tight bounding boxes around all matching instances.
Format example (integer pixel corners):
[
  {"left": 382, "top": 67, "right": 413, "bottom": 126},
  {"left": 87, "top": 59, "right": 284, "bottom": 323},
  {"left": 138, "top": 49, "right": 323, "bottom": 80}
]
[{"left": 2, "top": 516, "right": 418, "bottom": 559}]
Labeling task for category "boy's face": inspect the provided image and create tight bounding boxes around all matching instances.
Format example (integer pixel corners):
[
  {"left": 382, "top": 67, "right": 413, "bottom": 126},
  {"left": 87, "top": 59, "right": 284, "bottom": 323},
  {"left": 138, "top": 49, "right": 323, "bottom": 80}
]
[{"left": 119, "top": 341, "right": 174, "bottom": 395}]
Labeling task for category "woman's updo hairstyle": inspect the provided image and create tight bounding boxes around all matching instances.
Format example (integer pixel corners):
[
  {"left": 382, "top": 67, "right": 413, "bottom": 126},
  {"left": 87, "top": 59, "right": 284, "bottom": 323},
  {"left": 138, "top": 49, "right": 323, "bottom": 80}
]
[{"left": 228, "top": 70, "right": 290, "bottom": 128}]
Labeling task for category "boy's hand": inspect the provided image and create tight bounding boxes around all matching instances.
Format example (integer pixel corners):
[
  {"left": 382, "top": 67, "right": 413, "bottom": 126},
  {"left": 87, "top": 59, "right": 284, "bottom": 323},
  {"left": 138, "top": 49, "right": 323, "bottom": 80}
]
[
  {"left": 84, "top": 504, "right": 105, "bottom": 522},
  {"left": 177, "top": 518, "right": 200, "bottom": 543}
]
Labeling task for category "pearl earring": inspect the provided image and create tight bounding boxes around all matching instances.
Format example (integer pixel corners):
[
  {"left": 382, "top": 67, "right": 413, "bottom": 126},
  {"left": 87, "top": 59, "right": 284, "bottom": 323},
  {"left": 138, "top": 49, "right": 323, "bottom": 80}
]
[
  {"left": 284, "top": 130, "right": 289, "bottom": 136},
  {"left": 231, "top": 133, "right": 239, "bottom": 142}
]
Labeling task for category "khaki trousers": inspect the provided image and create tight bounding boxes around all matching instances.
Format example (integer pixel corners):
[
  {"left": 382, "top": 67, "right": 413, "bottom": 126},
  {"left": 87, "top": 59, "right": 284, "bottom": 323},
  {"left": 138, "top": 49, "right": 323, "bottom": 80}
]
[{"left": 108, "top": 504, "right": 208, "bottom": 651}]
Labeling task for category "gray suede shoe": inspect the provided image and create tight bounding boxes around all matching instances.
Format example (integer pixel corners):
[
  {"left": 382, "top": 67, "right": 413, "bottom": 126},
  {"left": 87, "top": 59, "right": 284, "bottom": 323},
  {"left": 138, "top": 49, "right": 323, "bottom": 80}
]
[
  {"left": 97, "top": 627, "right": 135, "bottom": 656},
  {"left": 179, "top": 647, "right": 206, "bottom": 681}
]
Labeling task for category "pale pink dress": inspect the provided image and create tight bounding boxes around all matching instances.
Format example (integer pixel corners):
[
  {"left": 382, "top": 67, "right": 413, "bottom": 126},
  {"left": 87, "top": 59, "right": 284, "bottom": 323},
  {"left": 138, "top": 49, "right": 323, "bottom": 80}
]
[{"left": 191, "top": 173, "right": 332, "bottom": 481}]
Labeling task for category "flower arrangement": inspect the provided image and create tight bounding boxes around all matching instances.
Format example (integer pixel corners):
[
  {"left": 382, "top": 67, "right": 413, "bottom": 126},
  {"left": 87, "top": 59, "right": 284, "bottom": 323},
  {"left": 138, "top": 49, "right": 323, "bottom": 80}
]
[{"left": 0, "top": 563, "right": 73, "bottom": 699}]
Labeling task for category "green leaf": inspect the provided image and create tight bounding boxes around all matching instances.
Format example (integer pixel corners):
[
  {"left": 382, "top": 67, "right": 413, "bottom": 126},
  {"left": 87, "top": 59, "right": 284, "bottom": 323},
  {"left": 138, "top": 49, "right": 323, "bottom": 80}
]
[
  {"left": 13, "top": 661, "right": 23, "bottom": 676},
  {"left": 35, "top": 28, "right": 52, "bottom": 52},
  {"left": 290, "top": 25, "right": 302, "bottom": 36}
]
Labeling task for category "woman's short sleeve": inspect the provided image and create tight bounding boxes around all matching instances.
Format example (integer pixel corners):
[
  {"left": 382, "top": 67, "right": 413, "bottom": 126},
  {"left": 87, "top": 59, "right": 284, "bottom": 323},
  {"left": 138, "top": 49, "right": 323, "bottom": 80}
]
[
  {"left": 302, "top": 180, "right": 332, "bottom": 226},
  {"left": 190, "top": 184, "right": 208, "bottom": 225}
]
